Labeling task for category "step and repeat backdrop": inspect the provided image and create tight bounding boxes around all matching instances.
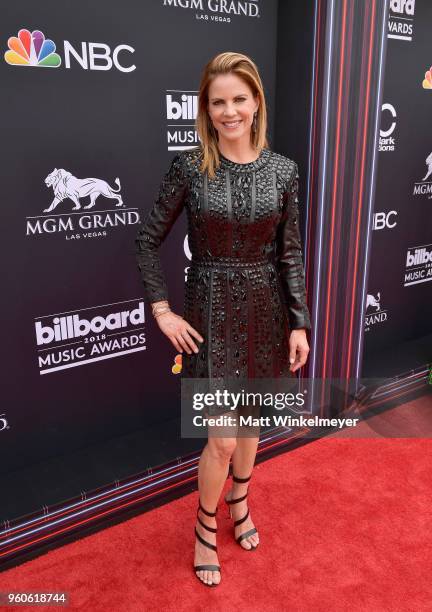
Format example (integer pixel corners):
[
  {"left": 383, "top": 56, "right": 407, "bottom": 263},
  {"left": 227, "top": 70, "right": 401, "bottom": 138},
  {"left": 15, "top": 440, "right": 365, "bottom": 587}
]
[
  {"left": 0, "top": 0, "right": 278, "bottom": 473},
  {"left": 365, "top": 0, "right": 432, "bottom": 357},
  {"left": 1, "top": 0, "right": 430, "bottom": 478}
]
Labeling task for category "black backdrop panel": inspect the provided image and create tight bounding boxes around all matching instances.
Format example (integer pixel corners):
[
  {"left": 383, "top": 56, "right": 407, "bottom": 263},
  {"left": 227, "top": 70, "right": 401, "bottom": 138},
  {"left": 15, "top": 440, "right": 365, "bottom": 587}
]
[
  {"left": 365, "top": 0, "right": 432, "bottom": 361},
  {"left": 0, "top": 0, "right": 278, "bottom": 473}
]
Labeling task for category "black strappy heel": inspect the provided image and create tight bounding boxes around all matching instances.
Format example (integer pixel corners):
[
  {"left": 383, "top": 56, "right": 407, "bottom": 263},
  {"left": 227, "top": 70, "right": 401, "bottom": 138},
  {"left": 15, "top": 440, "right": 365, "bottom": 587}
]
[
  {"left": 225, "top": 473, "right": 259, "bottom": 550},
  {"left": 193, "top": 500, "right": 221, "bottom": 586}
]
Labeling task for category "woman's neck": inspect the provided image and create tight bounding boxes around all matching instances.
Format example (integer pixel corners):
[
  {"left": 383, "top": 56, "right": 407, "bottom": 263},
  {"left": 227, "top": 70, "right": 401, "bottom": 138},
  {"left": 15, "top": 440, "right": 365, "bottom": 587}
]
[{"left": 217, "top": 139, "right": 261, "bottom": 164}]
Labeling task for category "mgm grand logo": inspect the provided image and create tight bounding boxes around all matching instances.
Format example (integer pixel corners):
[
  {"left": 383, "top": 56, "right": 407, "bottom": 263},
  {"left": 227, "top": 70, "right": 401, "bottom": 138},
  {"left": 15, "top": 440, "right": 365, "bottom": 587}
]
[
  {"left": 163, "top": 0, "right": 260, "bottom": 20},
  {"left": 26, "top": 168, "right": 140, "bottom": 240}
]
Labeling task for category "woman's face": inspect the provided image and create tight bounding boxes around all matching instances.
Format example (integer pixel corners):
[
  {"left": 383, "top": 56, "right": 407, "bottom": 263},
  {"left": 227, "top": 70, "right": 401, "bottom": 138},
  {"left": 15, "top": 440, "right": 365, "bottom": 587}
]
[{"left": 207, "top": 73, "right": 259, "bottom": 144}]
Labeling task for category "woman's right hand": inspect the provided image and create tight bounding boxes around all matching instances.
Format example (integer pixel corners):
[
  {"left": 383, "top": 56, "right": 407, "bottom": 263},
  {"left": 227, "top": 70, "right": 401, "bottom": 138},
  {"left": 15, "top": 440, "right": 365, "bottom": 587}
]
[{"left": 155, "top": 311, "right": 204, "bottom": 354}]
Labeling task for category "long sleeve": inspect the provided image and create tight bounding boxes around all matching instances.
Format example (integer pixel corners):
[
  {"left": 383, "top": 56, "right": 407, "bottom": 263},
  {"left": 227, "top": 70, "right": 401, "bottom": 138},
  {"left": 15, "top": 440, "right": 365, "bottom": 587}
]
[
  {"left": 135, "top": 152, "right": 188, "bottom": 303},
  {"left": 275, "top": 162, "right": 312, "bottom": 331}
]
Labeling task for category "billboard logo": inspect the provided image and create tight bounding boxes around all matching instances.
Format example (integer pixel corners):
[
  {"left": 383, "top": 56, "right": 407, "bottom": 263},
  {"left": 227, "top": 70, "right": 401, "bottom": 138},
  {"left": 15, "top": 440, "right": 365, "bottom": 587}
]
[
  {"left": 5, "top": 28, "right": 136, "bottom": 72},
  {"left": 35, "top": 299, "right": 147, "bottom": 374},
  {"left": 389, "top": 0, "right": 415, "bottom": 14},
  {"left": 388, "top": 0, "right": 416, "bottom": 42},
  {"left": 404, "top": 245, "right": 432, "bottom": 286},
  {"left": 5, "top": 29, "right": 61, "bottom": 67},
  {"left": 166, "top": 90, "right": 200, "bottom": 150},
  {"left": 167, "top": 93, "right": 197, "bottom": 121}
]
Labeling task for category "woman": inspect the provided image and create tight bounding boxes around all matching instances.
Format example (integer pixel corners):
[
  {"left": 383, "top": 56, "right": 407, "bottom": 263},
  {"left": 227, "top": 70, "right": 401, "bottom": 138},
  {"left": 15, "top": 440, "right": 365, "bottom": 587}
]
[{"left": 135, "top": 51, "right": 311, "bottom": 587}]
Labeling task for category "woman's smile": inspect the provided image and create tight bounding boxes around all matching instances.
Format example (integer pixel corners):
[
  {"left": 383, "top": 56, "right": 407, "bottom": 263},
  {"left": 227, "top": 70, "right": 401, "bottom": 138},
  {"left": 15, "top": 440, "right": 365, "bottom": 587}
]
[{"left": 222, "top": 120, "right": 242, "bottom": 129}]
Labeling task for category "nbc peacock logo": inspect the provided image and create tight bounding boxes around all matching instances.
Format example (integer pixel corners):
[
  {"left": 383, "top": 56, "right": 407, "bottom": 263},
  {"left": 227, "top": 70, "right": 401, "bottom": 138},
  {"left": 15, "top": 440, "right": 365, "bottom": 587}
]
[
  {"left": 4, "top": 28, "right": 61, "bottom": 67},
  {"left": 172, "top": 354, "right": 182, "bottom": 374},
  {"left": 422, "top": 65, "right": 432, "bottom": 89}
]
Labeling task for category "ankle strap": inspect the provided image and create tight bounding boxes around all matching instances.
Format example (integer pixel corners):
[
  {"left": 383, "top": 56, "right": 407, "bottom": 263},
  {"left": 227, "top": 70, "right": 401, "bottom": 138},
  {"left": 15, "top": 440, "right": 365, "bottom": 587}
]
[
  {"left": 232, "top": 474, "right": 252, "bottom": 484},
  {"left": 197, "top": 512, "right": 217, "bottom": 533},
  {"left": 198, "top": 499, "right": 217, "bottom": 517},
  {"left": 226, "top": 491, "right": 248, "bottom": 505}
]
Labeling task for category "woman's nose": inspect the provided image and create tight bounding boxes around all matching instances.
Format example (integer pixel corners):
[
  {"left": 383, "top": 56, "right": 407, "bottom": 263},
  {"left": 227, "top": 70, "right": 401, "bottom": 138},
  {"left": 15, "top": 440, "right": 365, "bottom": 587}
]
[{"left": 223, "top": 105, "right": 237, "bottom": 116}]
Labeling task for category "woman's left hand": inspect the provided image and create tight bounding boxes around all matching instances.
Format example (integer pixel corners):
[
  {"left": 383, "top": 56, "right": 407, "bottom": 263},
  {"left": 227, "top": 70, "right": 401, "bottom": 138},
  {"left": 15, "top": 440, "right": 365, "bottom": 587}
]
[{"left": 288, "top": 328, "right": 310, "bottom": 373}]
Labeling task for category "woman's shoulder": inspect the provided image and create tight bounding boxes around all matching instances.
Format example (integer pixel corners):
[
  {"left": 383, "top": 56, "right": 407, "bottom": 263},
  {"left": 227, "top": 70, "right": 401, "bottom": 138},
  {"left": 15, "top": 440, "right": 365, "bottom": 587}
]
[
  {"left": 269, "top": 149, "right": 298, "bottom": 183},
  {"left": 172, "top": 146, "right": 202, "bottom": 164},
  {"left": 170, "top": 147, "right": 203, "bottom": 176}
]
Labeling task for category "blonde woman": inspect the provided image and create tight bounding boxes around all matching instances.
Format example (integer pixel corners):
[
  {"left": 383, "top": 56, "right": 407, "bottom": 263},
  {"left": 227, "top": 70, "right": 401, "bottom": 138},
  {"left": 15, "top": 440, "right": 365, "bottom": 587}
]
[{"left": 135, "top": 52, "right": 311, "bottom": 587}]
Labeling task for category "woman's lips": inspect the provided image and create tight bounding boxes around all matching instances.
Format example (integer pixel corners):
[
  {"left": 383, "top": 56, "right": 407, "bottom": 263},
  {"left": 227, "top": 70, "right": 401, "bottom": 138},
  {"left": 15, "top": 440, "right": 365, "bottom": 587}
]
[{"left": 222, "top": 120, "right": 242, "bottom": 129}]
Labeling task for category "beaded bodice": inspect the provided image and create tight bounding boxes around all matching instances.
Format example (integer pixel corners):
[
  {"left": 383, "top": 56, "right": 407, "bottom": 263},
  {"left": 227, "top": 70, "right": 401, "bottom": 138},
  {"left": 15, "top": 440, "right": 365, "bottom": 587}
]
[
  {"left": 186, "top": 147, "right": 285, "bottom": 262},
  {"left": 135, "top": 146, "right": 311, "bottom": 332}
]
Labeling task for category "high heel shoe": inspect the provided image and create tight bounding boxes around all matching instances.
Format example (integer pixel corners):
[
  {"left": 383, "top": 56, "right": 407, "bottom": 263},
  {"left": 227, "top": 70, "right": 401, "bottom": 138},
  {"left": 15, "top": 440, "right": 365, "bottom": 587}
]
[
  {"left": 193, "top": 499, "right": 221, "bottom": 587},
  {"left": 224, "top": 473, "right": 259, "bottom": 550}
]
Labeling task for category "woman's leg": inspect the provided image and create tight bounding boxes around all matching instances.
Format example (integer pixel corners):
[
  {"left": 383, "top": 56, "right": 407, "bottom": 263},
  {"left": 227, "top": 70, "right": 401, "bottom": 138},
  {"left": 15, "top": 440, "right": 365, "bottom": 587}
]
[
  {"left": 194, "top": 428, "right": 237, "bottom": 585},
  {"left": 227, "top": 435, "right": 260, "bottom": 549},
  {"left": 231, "top": 434, "right": 259, "bottom": 477}
]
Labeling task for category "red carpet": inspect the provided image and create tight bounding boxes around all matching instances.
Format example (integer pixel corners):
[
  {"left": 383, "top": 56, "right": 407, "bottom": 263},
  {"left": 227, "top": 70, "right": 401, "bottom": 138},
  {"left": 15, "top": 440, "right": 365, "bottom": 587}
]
[{"left": 1, "top": 434, "right": 431, "bottom": 610}]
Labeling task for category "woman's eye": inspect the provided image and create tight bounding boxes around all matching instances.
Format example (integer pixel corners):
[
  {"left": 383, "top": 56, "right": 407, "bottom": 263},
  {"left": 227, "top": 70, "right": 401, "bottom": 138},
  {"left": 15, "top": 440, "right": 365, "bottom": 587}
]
[{"left": 214, "top": 98, "right": 246, "bottom": 105}]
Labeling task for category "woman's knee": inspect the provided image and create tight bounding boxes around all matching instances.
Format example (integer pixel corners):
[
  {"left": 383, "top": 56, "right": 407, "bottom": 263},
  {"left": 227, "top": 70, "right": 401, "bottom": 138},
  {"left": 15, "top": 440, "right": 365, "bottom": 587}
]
[{"left": 207, "top": 436, "right": 237, "bottom": 460}]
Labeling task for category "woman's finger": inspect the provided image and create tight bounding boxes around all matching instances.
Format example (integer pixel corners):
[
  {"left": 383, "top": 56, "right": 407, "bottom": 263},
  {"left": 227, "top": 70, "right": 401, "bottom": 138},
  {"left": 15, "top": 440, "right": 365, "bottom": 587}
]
[
  {"left": 180, "top": 329, "right": 199, "bottom": 353},
  {"left": 186, "top": 325, "right": 204, "bottom": 344},
  {"left": 289, "top": 343, "right": 297, "bottom": 366},
  {"left": 177, "top": 334, "right": 192, "bottom": 354},
  {"left": 290, "top": 345, "right": 308, "bottom": 371},
  {"left": 169, "top": 335, "right": 183, "bottom": 353}
]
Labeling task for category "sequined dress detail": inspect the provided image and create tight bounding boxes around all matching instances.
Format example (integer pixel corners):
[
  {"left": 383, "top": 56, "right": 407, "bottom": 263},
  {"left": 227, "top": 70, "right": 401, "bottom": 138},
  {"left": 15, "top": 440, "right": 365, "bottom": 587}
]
[{"left": 135, "top": 147, "right": 311, "bottom": 381}]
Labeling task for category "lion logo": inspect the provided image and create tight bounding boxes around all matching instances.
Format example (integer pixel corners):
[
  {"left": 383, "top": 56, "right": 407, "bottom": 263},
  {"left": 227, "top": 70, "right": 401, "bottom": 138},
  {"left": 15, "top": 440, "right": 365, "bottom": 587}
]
[
  {"left": 43, "top": 168, "right": 123, "bottom": 213},
  {"left": 366, "top": 292, "right": 381, "bottom": 312},
  {"left": 422, "top": 152, "right": 432, "bottom": 182}
]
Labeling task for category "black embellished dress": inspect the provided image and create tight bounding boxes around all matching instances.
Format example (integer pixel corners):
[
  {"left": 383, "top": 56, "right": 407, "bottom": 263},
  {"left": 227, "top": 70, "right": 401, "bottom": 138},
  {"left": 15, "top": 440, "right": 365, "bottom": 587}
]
[{"left": 135, "top": 146, "right": 311, "bottom": 402}]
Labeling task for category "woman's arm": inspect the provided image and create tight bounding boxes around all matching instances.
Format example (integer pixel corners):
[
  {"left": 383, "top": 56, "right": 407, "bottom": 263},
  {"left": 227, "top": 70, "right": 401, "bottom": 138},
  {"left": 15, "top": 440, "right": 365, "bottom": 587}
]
[
  {"left": 135, "top": 152, "right": 188, "bottom": 304},
  {"left": 135, "top": 152, "right": 203, "bottom": 355},
  {"left": 275, "top": 162, "right": 312, "bottom": 331}
]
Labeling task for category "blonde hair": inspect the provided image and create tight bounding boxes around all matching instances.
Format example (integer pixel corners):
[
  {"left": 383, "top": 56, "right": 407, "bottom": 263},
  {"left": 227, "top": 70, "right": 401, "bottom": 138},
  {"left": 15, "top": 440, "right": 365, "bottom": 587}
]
[{"left": 194, "top": 51, "right": 269, "bottom": 179}]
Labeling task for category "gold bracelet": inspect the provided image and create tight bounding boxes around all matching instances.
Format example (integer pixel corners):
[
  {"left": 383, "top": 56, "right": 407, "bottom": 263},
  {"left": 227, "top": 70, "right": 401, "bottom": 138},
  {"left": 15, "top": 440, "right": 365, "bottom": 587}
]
[
  {"left": 152, "top": 302, "right": 171, "bottom": 315},
  {"left": 151, "top": 301, "right": 169, "bottom": 314},
  {"left": 154, "top": 308, "right": 171, "bottom": 319}
]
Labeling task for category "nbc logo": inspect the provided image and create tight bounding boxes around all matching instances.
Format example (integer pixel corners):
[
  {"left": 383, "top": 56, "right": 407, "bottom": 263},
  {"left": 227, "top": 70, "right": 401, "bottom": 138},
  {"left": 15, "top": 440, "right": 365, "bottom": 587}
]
[
  {"left": 422, "top": 66, "right": 432, "bottom": 89},
  {"left": 5, "top": 29, "right": 61, "bottom": 67},
  {"left": 172, "top": 354, "right": 182, "bottom": 374},
  {"left": 4, "top": 28, "right": 135, "bottom": 72}
]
